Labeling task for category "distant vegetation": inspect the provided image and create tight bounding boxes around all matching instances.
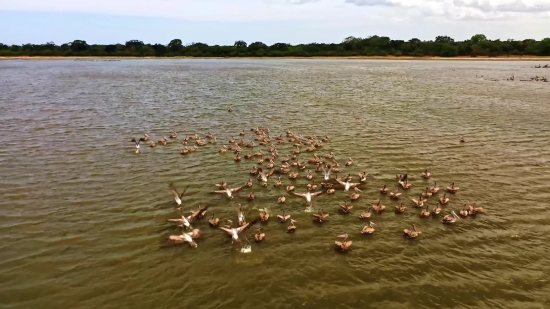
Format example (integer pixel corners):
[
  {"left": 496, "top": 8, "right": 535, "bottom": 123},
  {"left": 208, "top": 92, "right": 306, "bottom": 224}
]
[{"left": 2, "top": 34, "right": 550, "bottom": 58}]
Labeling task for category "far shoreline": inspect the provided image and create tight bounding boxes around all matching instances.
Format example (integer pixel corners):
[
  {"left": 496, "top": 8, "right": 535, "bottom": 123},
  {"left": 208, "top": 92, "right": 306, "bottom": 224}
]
[{"left": 2, "top": 55, "right": 550, "bottom": 61}]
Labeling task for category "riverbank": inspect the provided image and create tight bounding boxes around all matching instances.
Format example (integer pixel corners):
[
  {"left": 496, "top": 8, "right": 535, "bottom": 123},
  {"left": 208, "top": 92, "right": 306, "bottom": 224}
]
[{"left": 2, "top": 55, "right": 550, "bottom": 61}]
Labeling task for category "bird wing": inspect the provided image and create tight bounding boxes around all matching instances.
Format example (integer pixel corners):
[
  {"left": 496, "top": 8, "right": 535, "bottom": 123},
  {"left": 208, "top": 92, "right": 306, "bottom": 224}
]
[
  {"left": 230, "top": 186, "right": 244, "bottom": 193},
  {"left": 238, "top": 218, "right": 259, "bottom": 233},
  {"left": 335, "top": 179, "right": 345, "bottom": 186},
  {"left": 171, "top": 189, "right": 181, "bottom": 200},
  {"left": 311, "top": 191, "right": 323, "bottom": 197},
  {"left": 212, "top": 190, "right": 226, "bottom": 194},
  {"left": 168, "top": 235, "right": 186, "bottom": 243},
  {"left": 291, "top": 192, "right": 306, "bottom": 198},
  {"left": 219, "top": 227, "right": 234, "bottom": 236}
]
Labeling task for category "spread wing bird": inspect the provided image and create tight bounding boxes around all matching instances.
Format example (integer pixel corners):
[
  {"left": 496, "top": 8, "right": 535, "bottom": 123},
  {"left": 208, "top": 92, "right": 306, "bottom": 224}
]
[
  {"left": 170, "top": 185, "right": 187, "bottom": 206},
  {"left": 167, "top": 211, "right": 193, "bottom": 229},
  {"left": 130, "top": 137, "right": 146, "bottom": 148},
  {"left": 167, "top": 228, "right": 201, "bottom": 247},
  {"left": 257, "top": 168, "right": 275, "bottom": 182},
  {"left": 322, "top": 164, "right": 332, "bottom": 181},
  {"left": 291, "top": 190, "right": 323, "bottom": 203},
  {"left": 189, "top": 205, "right": 209, "bottom": 221},
  {"left": 213, "top": 186, "right": 244, "bottom": 199},
  {"left": 219, "top": 219, "right": 259, "bottom": 243},
  {"left": 335, "top": 179, "right": 361, "bottom": 191}
]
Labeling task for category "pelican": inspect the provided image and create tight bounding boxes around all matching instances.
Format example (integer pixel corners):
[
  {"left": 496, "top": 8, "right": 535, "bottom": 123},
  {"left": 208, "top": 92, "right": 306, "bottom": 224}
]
[
  {"left": 254, "top": 228, "right": 265, "bottom": 242},
  {"left": 258, "top": 168, "right": 274, "bottom": 183},
  {"left": 404, "top": 224, "right": 421, "bottom": 238},
  {"left": 421, "top": 169, "right": 430, "bottom": 179},
  {"left": 277, "top": 211, "right": 291, "bottom": 223},
  {"left": 322, "top": 164, "right": 332, "bottom": 181},
  {"left": 219, "top": 219, "right": 258, "bottom": 243},
  {"left": 359, "top": 172, "right": 368, "bottom": 183},
  {"left": 208, "top": 213, "right": 220, "bottom": 227},
  {"left": 313, "top": 208, "right": 329, "bottom": 222},
  {"left": 170, "top": 186, "right": 187, "bottom": 207},
  {"left": 212, "top": 186, "right": 244, "bottom": 199},
  {"left": 291, "top": 189, "right": 323, "bottom": 204},
  {"left": 336, "top": 178, "right": 361, "bottom": 191},
  {"left": 361, "top": 221, "right": 375, "bottom": 234},
  {"left": 442, "top": 210, "right": 459, "bottom": 224},
  {"left": 167, "top": 228, "right": 201, "bottom": 247},
  {"left": 334, "top": 234, "right": 352, "bottom": 251},
  {"left": 237, "top": 204, "right": 246, "bottom": 226},
  {"left": 130, "top": 137, "right": 146, "bottom": 153},
  {"left": 168, "top": 211, "right": 192, "bottom": 230},
  {"left": 345, "top": 157, "right": 353, "bottom": 166},
  {"left": 440, "top": 193, "right": 450, "bottom": 205},
  {"left": 447, "top": 182, "right": 460, "bottom": 193},
  {"left": 287, "top": 219, "right": 297, "bottom": 233}
]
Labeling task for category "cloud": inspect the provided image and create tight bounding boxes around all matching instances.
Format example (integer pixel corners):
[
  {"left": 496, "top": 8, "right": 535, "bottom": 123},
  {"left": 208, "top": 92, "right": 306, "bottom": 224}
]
[
  {"left": 344, "top": 0, "right": 397, "bottom": 6},
  {"left": 454, "top": 0, "right": 550, "bottom": 13}
]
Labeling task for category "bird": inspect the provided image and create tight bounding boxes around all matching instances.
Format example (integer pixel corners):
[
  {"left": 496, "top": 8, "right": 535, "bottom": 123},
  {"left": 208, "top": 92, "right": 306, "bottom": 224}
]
[
  {"left": 212, "top": 186, "right": 245, "bottom": 199},
  {"left": 334, "top": 234, "right": 352, "bottom": 251},
  {"left": 291, "top": 189, "right": 323, "bottom": 204},
  {"left": 335, "top": 179, "right": 361, "bottom": 191},
  {"left": 219, "top": 219, "right": 258, "bottom": 243},
  {"left": 404, "top": 224, "right": 421, "bottom": 238},
  {"left": 170, "top": 186, "right": 187, "bottom": 207},
  {"left": 130, "top": 137, "right": 146, "bottom": 153},
  {"left": 167, "top": 228, "right": 201, "bottom": 247}
]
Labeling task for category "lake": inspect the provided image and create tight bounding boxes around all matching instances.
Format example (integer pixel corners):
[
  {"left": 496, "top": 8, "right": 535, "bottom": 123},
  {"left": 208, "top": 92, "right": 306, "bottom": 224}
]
[{"left": 1, "top": 59, "right": 549, "bottom": 309}]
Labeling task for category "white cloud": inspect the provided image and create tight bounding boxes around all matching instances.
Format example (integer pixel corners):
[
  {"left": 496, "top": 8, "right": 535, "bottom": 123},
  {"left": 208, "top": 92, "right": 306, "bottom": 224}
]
[{"left": 0, "top": 0, "right": 549, "bottom": 42}]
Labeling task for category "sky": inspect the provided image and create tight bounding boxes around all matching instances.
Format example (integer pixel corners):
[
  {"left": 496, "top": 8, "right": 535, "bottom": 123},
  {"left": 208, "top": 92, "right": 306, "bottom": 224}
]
[{"left": 0, "top": 0, "right": 549, "bottom": 46}]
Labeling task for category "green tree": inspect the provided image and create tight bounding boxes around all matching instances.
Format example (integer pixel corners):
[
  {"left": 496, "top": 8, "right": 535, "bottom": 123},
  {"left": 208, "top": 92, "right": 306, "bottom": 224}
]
[
  {"left": 234, "top": 40, "right": 247, "bottom": 48},
  {"left": 168, "top": 39, "right": 183, "bottom": 52}
]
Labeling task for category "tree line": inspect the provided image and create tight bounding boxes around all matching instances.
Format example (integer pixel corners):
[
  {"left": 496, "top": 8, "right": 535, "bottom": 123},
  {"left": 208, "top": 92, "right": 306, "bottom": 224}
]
[{"left": 1, "top": 34, "right": 550, "bottom": 58}]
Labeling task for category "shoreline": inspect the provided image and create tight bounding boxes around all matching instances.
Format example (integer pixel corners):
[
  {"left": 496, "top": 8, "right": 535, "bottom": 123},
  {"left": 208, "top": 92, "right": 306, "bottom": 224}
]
[{"left": 2, "top": 55, "right": 550, "bottom": 61}]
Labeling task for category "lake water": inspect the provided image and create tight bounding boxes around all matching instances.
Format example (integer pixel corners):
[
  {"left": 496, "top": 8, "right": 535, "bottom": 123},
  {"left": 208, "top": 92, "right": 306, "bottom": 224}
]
[{"left": 1, "top": 59, "right": 550, "bottom": 309}]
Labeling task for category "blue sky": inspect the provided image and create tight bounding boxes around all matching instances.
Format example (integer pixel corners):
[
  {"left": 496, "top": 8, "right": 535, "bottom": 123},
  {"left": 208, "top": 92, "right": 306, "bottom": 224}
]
[{"left": 1, "top": 0, "right": 549, "bottom": 46}]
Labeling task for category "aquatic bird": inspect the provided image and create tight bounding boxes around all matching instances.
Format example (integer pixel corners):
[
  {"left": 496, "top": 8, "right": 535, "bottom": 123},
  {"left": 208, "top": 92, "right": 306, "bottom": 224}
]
[
  {"left": 412, "top": 195, "right": 425, "bottom": 207},
  {"left": 286, "top": 185, "right": 295, "bottom": 192},
  {"left": 149, "top": 141, "right": 156, "bottom": 147},
  {"left": 167, "top": 228, "right": 201, "bottom": 247},
  {"left": 361, "top": 221, "right": 375, "bottom": 234},
  {"left": 260, "top": 208, "right": 270, "bottom": 222},
  {"left": 447, "top": 182, "right": 460, "bottom": 193},
  {"left": 440, "top": 193, "right": 450, "bottom": 205},
  {"left": 380, "top": 185, "right": 389, "bottom": 194},
  {"left": 274, "top": 176, "right": 282, "bottom": 187},
  {"left": 208, "top": 213, "right": 220, "bottom": 227},
  {"left": 237, "top": 205, "right": 247, "bottom": 226},
  {"left": 469, "top": 203, "right": 483, "bottom": 215},
  {"left": 422, "top": 187, "right": 433, "bottom": 198},
  {"left": 212, "top": 186, "right": 244, "bottom": 199},
  {"left": 278, "top": 211, "right": 291, "bottom": 223},
  {"left": 403, "top": 224, "right": 421, "bottom": 238},
  {"left": 170, "top": 186, "right": 187, "bottom": 207},
  {"left": 442, "top": 210, "right": 459, "bottom": 224},
  {"left": 345, "top": 157, "right": 353, "bottom": 166},
  {"left": 395, "top": 203, "right": 406, "bottom": 213},
  {"left": 359, "top": 172, "right": 368, "bottom": 183},
  {"left": 459, "top": 205, "right": 469, "bottom": 217},
  {"left": 372, "top": 200, "right": 386, "bottom": 213},
  {"left": 422, "top": 169, "right": 431, "bottom": 179},
  {"left": 322, "top": 164, "right": 332, "bottom": 181},
  {"left": 430, "top": 182, "right": 440, "bottom": 193},
  {"left": 245, "top": 178, "right": 253, "bottom": 187},
  {"left": 460, "top": 136, "right": 465, "bottom": 143},
  {"left": 390, "top": 188, "right": 402, "bottom": 199},
  {"left": 287, "top": 219, "right": 297, "bottom": 233},
  {"left": 219, "top": 219, "right": 258, "bottom": 243},
  {"left": 254, "top": 228, "right": 265, "bottom": 242},
  {"left": 169, "top": 131, "right": 177, "bottom": 139},
  {"left": 130, "top": 137, "right": 146, "bottom": 153},
  {"left": 336, "top": 179, "right": 361, "bottom": 191},
  {"left": 359, "top": 206, "right": 372, "bottom": 219},
  {"left": 399, "top": 179, "right": 412, "bottom": 189},
  {"left": 278, "top": 195, "right": 286, "bottom": 203},
  {"left": 313, "top": 208, "right": 329, "bottom": 222},
  {"left": 334, "top": 234, "right": 352, "bottom": 251},
  {"left": 248, "top": 192, "right": 256, "bottom": 201},
  {"left": 306, "top": 170, "right": 313, "bottom": 180},
  {"left": 432, "top": 203, "right": 441, "bottom": 215},
  {"left": 291, "top": 189, "right": 323, "bottom": 204},
  {"left": 215, "top": 181, "right": 228, "bottom": 190},
  {"left": 350, "top": 187, "right": 362, "bottom": 200},
  {"left": 189, "top": 205, "right": 209, "bottom": 220},
  {"left": 419, "top": 205, "right": 430, "bottom": 218},
  {"left": 168, "top": 212, "right": 192, "bottom": 230},
  {"left": 339, "top": 201, "right": 353, "bottom": 213},
  {"left": 142, "top": 134, "right": 149, "bottom": 141}
]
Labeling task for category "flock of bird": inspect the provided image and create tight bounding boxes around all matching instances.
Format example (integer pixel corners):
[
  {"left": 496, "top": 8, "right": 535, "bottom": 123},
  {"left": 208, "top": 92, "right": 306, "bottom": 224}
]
[{"left": 130, "top": 128, "right": 482, "bottom": 253}]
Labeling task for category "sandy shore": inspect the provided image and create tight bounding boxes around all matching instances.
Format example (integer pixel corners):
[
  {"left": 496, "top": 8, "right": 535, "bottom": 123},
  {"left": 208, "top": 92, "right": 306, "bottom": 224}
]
[{"left": 2, "top": 55, "right": 550, "bottom": 61}]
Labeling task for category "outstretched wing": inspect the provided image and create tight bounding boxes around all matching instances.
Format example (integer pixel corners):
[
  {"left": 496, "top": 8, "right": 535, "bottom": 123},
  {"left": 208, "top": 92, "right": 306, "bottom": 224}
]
[
  {"left": 230, "top": 186, "right": 244, "bottom": 193},
  {"left": 238, "top": 218, "right": 259, "bottom": 233},
  {"left": 219, "top": 227, "right": 234, "bottom": 236},
  {"left": 213, "top": 190, "right": 227, "bottom": 194},
  {"left": 335, "top": 179, "right": 345, "bottom": 186},
  {"left": 171, "top": 189, "right": 181, "bottom": 201},
  {"left": 291, "top": 192, "right": 306, "bottom": 198},
  {"left": 187, "top": 229, "right": 201, "bottom": 239},
  {"left": 311, "top": 191, "right": 323, "bottom": 197}
]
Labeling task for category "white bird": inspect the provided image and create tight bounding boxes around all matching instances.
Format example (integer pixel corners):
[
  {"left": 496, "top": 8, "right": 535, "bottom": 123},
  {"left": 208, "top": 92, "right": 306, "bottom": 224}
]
[
  {"left": 291, "top": 189, "right": 323, "bottom": 203},
  {"left": 170, "top": 187, "right": 187, "bottom": 207},
  {"left": 167, "top": 212, "right": 192, "bottom": 229},
  {"left": 336, "top": 179, "right": 361, "bottom": 191},
  {"left": 213, "top": 186, "right": 244, "bottom": 199},
  {"left": 322, "top": 164, "right": 332, "bottom": 181},
  {"left": 219, "top": 219, "right": 259, "bottom": 243},
  {"left": 130, "top": 137, "right": 146, "bottom": 153},
  {"left": 167, "top": 228, "right": 201, "bottom": 247},
  {"left": 257, "top": 168, "right": 274, "bottom": 183},
  {"left": 237, "top": 204, "right": 246, "bottom": 226}
]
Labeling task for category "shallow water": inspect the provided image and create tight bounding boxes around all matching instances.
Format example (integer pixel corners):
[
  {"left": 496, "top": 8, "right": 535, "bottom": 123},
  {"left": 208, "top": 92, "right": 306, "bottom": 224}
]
[{"left": 1, "top": 59, "right": 550, "bottom": 309}]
